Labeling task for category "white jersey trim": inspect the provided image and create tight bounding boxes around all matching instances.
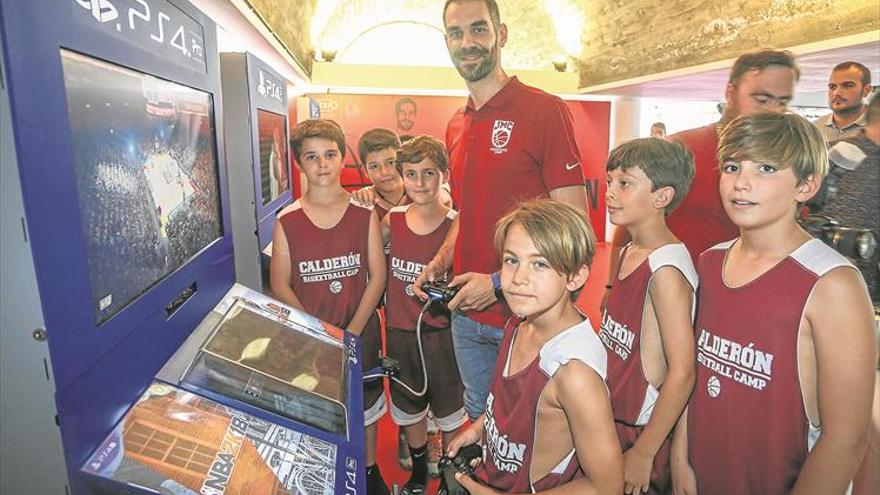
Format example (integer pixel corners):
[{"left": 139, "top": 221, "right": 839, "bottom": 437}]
[
  {"left": 538, "top": 319, "right": 607, "bottom": 381},
  {"left": 790, "top": 238, "right": 856, "bottom": 277},
  {"left": 389, "top": 204, "right": 410, "bottom": 214},
  {"left": 276, "top": 198, "right": 302, "bottom": 218},
  {"left": 705, "top": 238, "right": 736, "bottom": 253},
  {"left": 648, "top": 243, "right": 699, "bottom": 292}
]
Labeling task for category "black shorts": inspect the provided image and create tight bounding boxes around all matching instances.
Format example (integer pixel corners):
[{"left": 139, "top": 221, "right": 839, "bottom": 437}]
[
  {"left": 386, "top": 325, "right": 466, "bottom": 432},
  {"left": 360, "top": 311, "right": 386, "bottom": 426}
]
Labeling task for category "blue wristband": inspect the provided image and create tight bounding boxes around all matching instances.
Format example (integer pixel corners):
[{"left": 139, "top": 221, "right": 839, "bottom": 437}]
[{"left": 491, "top": 271, "right": 501, "bottom": 291}]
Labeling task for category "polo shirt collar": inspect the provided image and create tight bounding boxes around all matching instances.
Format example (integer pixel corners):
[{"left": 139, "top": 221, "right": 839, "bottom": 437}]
[
  {"left": 824, "top": 109, "right": 869, "bottom": 131},
  {"left": 465, "top": 76, "right": 523, "bottom": 112}
]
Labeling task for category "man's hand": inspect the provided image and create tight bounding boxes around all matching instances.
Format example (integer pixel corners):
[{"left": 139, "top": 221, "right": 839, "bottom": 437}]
[
  {"left": 670, "top": 458, "right": 698, "bottom": 495},
  {"left": 447, "top": 272, "right": 497, "bottom": 312},
  {"left": 351, "top": 186, "right": 377, "bottom": 207},
  {"left": 623, "top": 447, "right": 654, "bottom": 494}
]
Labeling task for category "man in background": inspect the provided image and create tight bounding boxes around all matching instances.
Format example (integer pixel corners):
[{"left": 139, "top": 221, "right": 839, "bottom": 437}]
[
  {"left": 814, "top": 61, "right": 873, "bottom": 143},
  {"left": 650, "top": 121, "right": 666, "bottom": 138}
]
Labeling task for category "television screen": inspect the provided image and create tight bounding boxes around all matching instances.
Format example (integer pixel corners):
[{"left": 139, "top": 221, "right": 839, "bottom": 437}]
[
  {"left": 257, "top": 109, "right": 289, "bottom": 205},
  {"left": 61, "top": 50, "right": 223, "bottom": 325}
]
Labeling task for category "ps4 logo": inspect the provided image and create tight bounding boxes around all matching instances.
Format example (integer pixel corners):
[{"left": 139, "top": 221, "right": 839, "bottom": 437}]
[
  {"left": 258, "top": 70, "right": 284, "bottom": 103},
  {"left": 75, "top": 0, "right": 118, "bottom": 22},
  {"left": 344, "top": 456, "right": 358, "bottom": 494}
]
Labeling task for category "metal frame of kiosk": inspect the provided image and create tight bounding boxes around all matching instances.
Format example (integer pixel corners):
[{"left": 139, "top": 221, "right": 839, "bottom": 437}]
[
  {"left": 0, "top": 1, "right": 364, "bottom": 494},
  {"left": 220, "top": 52, "right": 293, "bottom": 291}
]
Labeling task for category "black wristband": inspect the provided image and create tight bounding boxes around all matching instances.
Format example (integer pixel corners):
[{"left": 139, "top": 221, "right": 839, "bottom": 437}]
[{"left": 605, "top": 284, "right": 613, "bottom": 289}]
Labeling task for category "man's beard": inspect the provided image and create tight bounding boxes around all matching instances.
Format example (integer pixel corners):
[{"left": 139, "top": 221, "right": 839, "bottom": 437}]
[
  {"left": 452, "top": 44, "right": 497, "bottom": 82},
  {"left": 397, "top": 119, "right": 414, "bottom": 131},
  {"left": 832, "top": 98, "right": 864, "bottom": 117}
]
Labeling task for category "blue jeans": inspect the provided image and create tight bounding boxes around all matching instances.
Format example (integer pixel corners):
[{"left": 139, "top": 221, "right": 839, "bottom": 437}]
[{"left": 451, "top": 312, "right": 505, "bottom": 420}]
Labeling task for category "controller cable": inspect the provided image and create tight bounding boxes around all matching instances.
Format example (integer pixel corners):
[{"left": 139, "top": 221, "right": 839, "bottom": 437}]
[{"left": 362, "top": 298, "right": 432, "bottom": 397}]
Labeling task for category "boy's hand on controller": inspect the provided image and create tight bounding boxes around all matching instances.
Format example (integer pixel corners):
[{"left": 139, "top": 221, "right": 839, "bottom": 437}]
[
  {"left": 447, "top": 273, "right": 496, "bottom": 312},
  {"left": 455, "top": 474, "right": 498, "bottom": 495},
  {"left": 412, "top": 260, "right": 445, "bottom": 300}
]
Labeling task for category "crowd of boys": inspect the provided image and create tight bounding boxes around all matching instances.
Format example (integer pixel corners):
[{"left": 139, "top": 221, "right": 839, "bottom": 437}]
[{"left": 268, "top": 1, "right": 877, "bottom": 494}]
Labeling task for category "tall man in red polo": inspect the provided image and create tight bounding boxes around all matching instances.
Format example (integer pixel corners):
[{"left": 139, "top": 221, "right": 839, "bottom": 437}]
[{"left": 415, "top": 0, "right": 588, "bottom": 421}]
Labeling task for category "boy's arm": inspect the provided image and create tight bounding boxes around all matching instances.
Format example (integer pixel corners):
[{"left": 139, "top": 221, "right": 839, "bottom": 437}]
[
  {"left": 346, "top": 211, "right": 387, "bottom": 335},
  {"left": 549, "top": 361, "right": 624, "bottom": 495},
  {"left": 412, "top": 214, "right": 459, "bottom": 299},
  {"left": 792, "top": 267, "right": 875, "bottom": 495},
  {"left": 268, "top": 221, "right": 305, "bottom": 312},
  {"left": 669, "top": 408, "right": 697, "bottom": 495},
  {"left": 445, "top": 414, "right": 485, "bottom": 457},
  {"left": 625, "top": 267, "right": 696, "bottom": 493}
]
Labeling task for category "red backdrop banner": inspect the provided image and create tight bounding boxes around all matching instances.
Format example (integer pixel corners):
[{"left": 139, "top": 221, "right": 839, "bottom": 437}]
[{"left": 292, "top": 93, "right": 610, "bottom": 239}]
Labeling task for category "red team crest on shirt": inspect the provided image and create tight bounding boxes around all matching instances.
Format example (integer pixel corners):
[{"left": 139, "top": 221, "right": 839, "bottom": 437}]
[{"left": 491, "top": 120, "right": 515, "bottom": 153}]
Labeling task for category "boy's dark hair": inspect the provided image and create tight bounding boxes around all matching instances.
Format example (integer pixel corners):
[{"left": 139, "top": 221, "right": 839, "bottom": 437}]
[
  {"left": 832, "top": 61, "right": 871, "bottom": 86},
  {"left": 358, "top": 128, "right": 400, "bottom": 164},
  {"left": 290, "top": 119, "right": 346, "bottom": 164},
  {"left": 718, "top": 112, "right": 828, "bottom": 183},
  {"left": 443, "top": 0, "right": 501, "bottom": 28},
  {"left": 606, "top": 138, "right": 695, "bottom": 213},
  {"left": 728, "top": 50, "right": 800, "bottom": 84},
  {"left": 396, "top": 135, "right": 449, "bottom": 173},
  {"left": 494, "top": 199, "right": 595, "bottom": 300}
]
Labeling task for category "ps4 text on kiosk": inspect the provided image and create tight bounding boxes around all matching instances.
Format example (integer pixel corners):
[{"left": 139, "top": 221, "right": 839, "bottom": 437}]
[{"left": 0, "top": 1, "right": 365, "bottom": 494}]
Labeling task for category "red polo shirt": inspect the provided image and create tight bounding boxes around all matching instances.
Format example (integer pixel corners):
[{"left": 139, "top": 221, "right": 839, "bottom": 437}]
[
  {"left": 666, "top": 124, "right": 738, "bottom": 260},
  {"left": 446, "top": 77, "right": 584, "bottom": 328}
]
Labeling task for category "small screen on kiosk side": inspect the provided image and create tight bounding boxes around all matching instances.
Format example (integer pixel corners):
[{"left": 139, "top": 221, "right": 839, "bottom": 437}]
[
  {"left": 257, "top": 109, "right": 289, "bottom": 205},
  {"left": 61, "top": 50, "right": 223, "bottom": 325}
]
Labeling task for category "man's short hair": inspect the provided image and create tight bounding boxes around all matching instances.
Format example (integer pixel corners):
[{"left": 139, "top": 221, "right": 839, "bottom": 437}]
[
  {"left": 443, "top": 0, "right": 501, "bottom": 28},
  {"left": 651, "top": 122, "right": 666, "bottom": 133},
  {"left": 358, "top": 128, "right": 400, "bottom": 165},
  {"left": 718, "top": 113, "right": 828, "bottom": 183},
  {"left": 832, "top": 61, "right": 872, "bottom": 86},
  {"left": 606, "top": 138, "right": 695, "bottom": 213},
  {"left": 290, "top": 119, "right": 346, "bottom": 164},
  {"left": 396, "top": 135, "right": 448, "bottom": 173},
  {"left": 728, "top": 50, "right": 800, "bottom": 85},
  {"left": 395, "top": 97, "right": 417, "bottom": 113},
  {"left": 494, "top": 199, "right": 596, "bottom": 299}
]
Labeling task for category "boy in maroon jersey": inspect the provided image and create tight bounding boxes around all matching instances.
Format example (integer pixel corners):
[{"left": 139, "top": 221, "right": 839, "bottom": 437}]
[
  {"left": 381, "top": 135, "right": 467, "bottom": 495},
  {"left": 268, "top": 119, "right": 390, "bottom": 495},
  {"left": 673, "top": 113, "right": 875, "bottom": 495},
  {"left": 601, "top": 138, "right": 697, "bottom": 494},
  {"left": 358, "top": 128, "right": 408, "bottom": 221},
  {"left": 447, "top": 199, "right": 623, "bottom": 494}
]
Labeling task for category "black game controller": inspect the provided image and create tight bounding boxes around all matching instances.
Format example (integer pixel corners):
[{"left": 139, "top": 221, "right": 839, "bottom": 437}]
[
  {"left": 421, "top": 281, "right": 459, "bottom": 305},
  {"left": 437, "top": 443, "right": 482, "bottom": 495}
]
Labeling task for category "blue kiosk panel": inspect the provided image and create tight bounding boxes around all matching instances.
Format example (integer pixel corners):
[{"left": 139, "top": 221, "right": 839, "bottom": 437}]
[
  {"left": 0, "top": 0, "right": 233, "bottom": 493},
  {"left": 220, "top": 51, "right": 292, "bottom": 291}
]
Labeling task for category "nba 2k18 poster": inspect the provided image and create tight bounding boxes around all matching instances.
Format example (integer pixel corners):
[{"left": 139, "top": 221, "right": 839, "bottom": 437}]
[{"left": 82, "top": 382, "right": 337, "bottom": 495}]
